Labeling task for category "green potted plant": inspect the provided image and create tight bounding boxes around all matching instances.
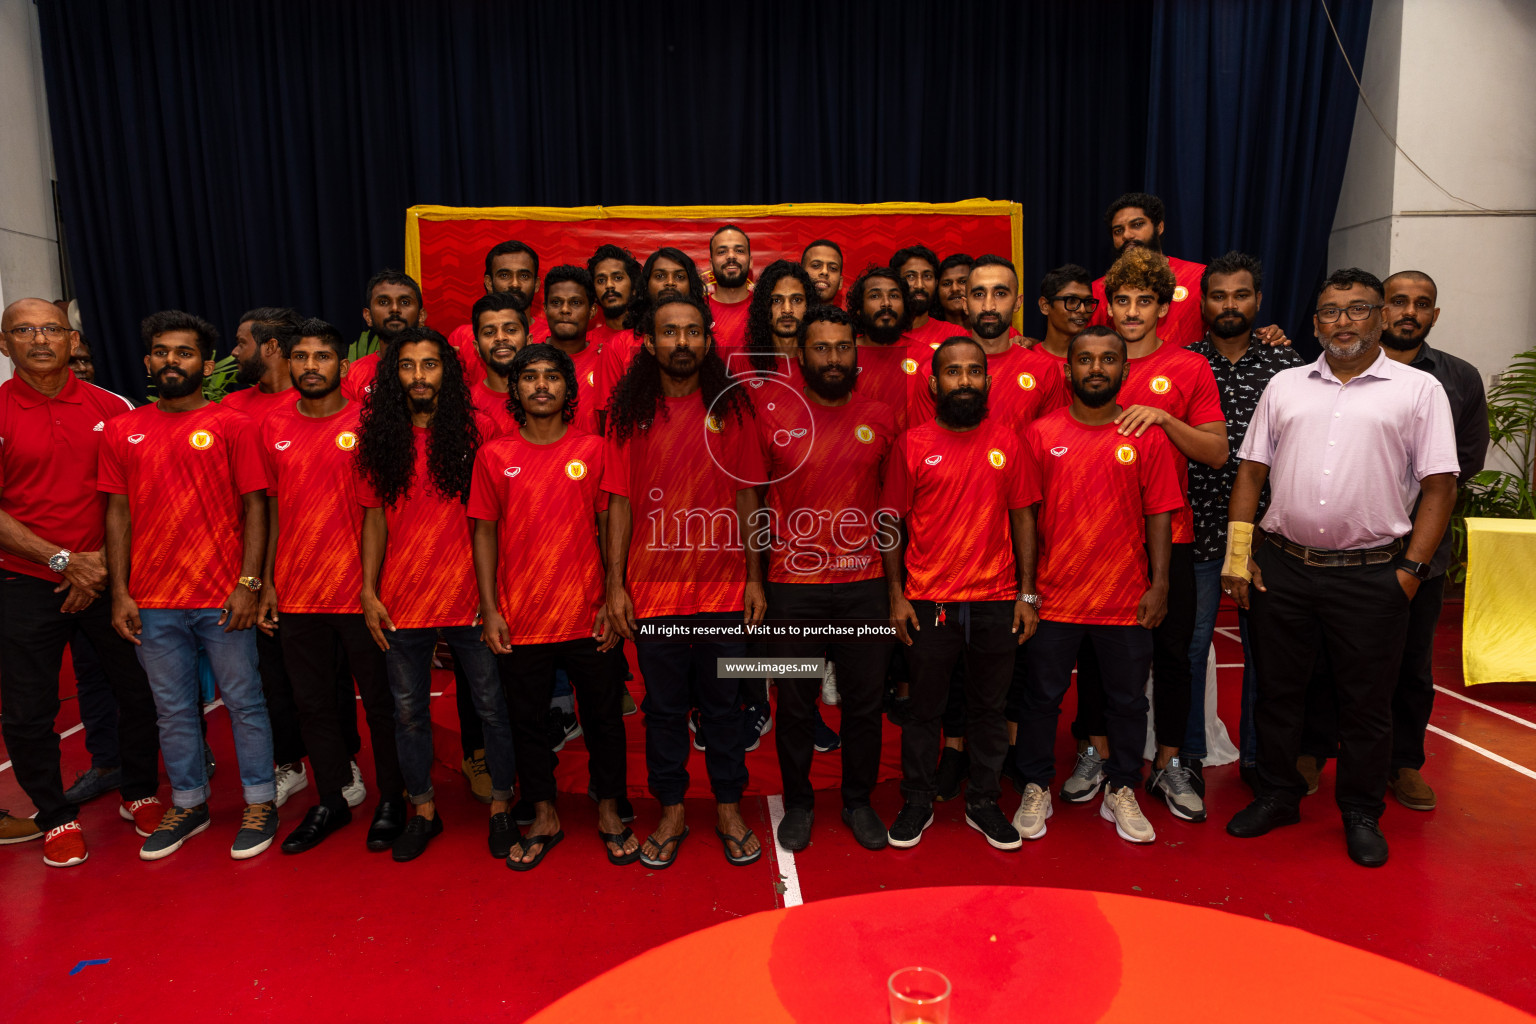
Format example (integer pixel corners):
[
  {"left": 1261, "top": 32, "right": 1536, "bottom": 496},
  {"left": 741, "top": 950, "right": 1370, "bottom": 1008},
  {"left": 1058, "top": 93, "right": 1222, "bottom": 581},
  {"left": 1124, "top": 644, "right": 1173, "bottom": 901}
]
[{"left": 1451, "top": 346, "right": 1536, "bottom": 581}]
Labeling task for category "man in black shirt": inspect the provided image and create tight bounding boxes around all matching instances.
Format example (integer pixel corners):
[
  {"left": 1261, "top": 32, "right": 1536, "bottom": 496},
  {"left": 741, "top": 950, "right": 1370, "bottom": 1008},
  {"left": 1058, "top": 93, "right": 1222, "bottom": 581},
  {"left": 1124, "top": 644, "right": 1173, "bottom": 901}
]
[{"left": 1186, "top": 253, "right": 1304, "bottom": 787}]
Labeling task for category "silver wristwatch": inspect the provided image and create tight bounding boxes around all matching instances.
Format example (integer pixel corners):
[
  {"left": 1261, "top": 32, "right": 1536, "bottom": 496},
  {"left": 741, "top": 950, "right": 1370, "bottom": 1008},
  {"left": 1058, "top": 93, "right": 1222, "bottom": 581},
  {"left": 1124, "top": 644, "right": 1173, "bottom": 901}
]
[
  {"left": 48, "top": 549, "right": 71, "bottom": 575},
  {"left": 1016, "top": 592, "right": 1041, "bottom": 608}
]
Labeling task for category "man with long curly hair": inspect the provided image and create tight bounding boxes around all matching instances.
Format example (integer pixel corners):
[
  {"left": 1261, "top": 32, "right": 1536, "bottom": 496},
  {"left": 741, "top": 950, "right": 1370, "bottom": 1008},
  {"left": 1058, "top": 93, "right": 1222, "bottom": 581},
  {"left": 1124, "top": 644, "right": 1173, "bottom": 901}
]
[
  {"left": 744, "top": 259, "right": 814, "bottom": 380},
  {"left": 258, "top": 319, "right": 406, "bottom": 856},
  {"left": 602, "top": 294, "right": 766, "bottom": 869},
  {"left": 353, "top": 327, "right": 515, "bottom": 863}
]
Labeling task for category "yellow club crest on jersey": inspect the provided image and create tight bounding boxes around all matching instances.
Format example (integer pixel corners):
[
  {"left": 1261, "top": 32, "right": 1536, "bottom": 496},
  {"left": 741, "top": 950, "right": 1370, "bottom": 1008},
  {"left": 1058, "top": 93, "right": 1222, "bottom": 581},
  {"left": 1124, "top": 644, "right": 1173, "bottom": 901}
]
[
  {"left": 1173, "top": 286, "right": 1189, "bottom": 303},
  {"left": 586, "top": 371, "right": 594, "bottom": 386},
  {"left": 1115, "top": 444, "right": 1138, "bottom": 465},
  {"left": 706, "top": 415, "right": 722, "bottom": 434},
  {"left": 987, "top": 448, "right": 1006, "bottom": 469},
  {"left": 335, "top": 431, "right": 358, "bottom": 451},
  {"left": 188, "top": 430, "right": 214, "bottom": 450},
  {"left": 565, "top": 459, "right": 588, "bottom": 480},
  {"left": 1149, "top": 376, "right": 1171, "bottom": 395},
  {"left": 902, "top": 357, "right": 919, "bottom": 375},
  {"left": 855, "top": 424, "right": 875, "bottom": 444},
  {"left": 1017, "top": 372, "right": 1037, "bottom": 391}
]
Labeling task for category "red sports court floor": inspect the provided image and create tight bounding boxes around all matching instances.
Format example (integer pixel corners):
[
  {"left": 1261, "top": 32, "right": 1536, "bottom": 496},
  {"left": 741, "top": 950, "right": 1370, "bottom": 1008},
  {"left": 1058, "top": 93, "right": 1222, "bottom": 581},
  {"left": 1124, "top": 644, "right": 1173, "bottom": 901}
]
[{"left": 3, "top": 605, "right": 1533, "bottom": 1021}]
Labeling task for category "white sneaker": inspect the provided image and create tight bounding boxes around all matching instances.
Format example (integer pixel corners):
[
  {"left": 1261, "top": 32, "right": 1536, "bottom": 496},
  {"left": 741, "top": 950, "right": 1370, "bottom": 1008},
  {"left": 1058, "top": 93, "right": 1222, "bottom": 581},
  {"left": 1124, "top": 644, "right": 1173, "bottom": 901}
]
[
  {"left": 341, "top": 761, "right": 366, "bottom": 808},
  {"left": 273, "top": 763, "right": 308, "bottom": 809},
  {"left": 820, "top": 661, "right": 840, "bottom": 706},
  {"left": 1100, "top": 785, "right": 1156, "bottom": 844},
  {"left": 1012, "top": 783, "right": 1053, "bottom": 840}
]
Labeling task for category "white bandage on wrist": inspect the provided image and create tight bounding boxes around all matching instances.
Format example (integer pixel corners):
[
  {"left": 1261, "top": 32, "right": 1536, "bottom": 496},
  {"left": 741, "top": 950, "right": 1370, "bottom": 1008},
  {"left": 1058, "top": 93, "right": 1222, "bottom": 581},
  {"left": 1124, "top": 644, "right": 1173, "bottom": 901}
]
[{"left": 1223, "top": 522, "right": 1254, "bottom": 581}]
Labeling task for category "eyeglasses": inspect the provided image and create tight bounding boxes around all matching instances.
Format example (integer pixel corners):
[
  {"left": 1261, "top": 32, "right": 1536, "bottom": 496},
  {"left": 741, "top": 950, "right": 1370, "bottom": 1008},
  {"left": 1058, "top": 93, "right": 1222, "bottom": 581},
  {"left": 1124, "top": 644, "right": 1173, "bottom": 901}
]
[
  {"left": 1049, "top": 295, "right": 1100, "bottom": 312},
  {"left": 5, "top": 325, "right": 70, "bottom": 340},
  {"left": 1315, "top": 303, "right": 1381, "bottom": 323}
]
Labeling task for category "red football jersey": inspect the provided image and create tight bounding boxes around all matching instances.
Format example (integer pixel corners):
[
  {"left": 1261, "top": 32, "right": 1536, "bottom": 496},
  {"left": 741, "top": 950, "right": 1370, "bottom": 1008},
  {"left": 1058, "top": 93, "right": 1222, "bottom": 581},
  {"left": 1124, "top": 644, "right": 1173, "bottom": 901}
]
[
  {"left": 97, "top": 403, "right": 266, "bottom": 609},
  {"left": 468, "top": 429, "right": 608, "bottom": 643},
  {"left": 708, "top": 295, "right": 751, "bottom": 351},
  {"left": 756, "top": 393, "right": 898, "bottom": 584},
  {"left": 470, "top": 379, "right": 519, "bottom": 438},
  {"left": 261, "top": 403, "right": 365, "bottom": 613},
  {"left": 355, "top": 426, "right": 479, "bottom": 629},
  {"left": 1091, "top": 255, "right": 1208, "bottom": 347},
  {"left": 562, "top": 342, "right": 603, "bottom": 436},
  {"left": 905, "top": 314, "right": 971, "bottom": 353},
  {"left": 341, "top": 351, "right": 379, "bottom": 403},
  {"left": 1120, "top": 341, "right": 1225, "bottom": 544},
  {"left": 601, "top": 395, "right": 763, "bottom": 619},
  {"left": 0, "top": 375, "right": 134, "bottom": 583},
  {"left": 447, "top": 323, "right": 479, "bottom": 372},
  {"left": 905, "top": 342, "right": 1067, "bottom": 435},
  {"left": 1020, "top": 408, "right": 1186, "bottom": 625},
  {"left": 854, "top": 341, "right": 915, "bottom": 430},
  {"left": 880, "top": 418, "right": 1029, "bottom": 603},
  {"left": 591, "top": 329, "right": 646, "bottom": 424},
  {"left": 221, "top": 385, "right": 298, "bottom": 423}
]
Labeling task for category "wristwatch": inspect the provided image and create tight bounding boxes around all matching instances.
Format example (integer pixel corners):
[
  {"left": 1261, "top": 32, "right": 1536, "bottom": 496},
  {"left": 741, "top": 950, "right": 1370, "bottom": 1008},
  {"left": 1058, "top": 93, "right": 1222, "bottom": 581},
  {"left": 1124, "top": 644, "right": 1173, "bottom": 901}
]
[
  {"left": 1395, "top": 559, "right": 1432, "bottom": 582},
  {"left": 238, "top": 576, "right": 264, "bottom": 594},
  {"left": 1016, "top": 593, "right": 1041, "bottom": 608},
  {"left": 47, "top": 549, "right": 71, "bottom": 575}
]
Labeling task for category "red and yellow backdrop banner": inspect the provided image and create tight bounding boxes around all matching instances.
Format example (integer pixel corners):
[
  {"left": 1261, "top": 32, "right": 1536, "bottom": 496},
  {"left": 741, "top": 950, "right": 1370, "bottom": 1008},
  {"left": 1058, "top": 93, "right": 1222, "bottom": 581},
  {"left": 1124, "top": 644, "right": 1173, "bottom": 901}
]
[{"left": 404, "top": 200, "right": 1023, "bottom": 332}]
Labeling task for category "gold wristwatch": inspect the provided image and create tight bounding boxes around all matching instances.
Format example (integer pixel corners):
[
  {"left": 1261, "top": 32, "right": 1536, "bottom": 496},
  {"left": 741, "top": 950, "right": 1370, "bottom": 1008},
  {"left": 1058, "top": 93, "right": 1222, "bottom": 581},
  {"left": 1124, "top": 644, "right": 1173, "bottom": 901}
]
[{"left": 238, "top": 576, "right": 264, "bottom": 594}]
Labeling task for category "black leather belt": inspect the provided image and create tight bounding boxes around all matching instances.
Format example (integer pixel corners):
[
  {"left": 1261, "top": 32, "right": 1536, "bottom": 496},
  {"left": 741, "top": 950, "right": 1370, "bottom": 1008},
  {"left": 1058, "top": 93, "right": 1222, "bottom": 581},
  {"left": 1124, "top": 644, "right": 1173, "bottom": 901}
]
[{"left": 1264, "top": 533, "right": 1404, "bottom": 567}]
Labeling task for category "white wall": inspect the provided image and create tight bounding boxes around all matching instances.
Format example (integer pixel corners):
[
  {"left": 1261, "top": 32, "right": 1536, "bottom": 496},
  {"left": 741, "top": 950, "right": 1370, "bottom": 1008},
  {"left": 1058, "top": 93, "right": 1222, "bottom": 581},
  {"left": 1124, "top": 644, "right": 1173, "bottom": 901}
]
[{"left": 1329, "top": 0, "right": 1536, "bottom": 386}]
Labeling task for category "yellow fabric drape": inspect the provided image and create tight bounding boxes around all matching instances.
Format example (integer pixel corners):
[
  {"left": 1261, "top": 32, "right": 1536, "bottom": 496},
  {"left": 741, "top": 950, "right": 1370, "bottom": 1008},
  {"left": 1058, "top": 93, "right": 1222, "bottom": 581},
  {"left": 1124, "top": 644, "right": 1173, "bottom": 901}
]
[{"left": 1461, "top": 517, "right": 1536, "bottom": 685}]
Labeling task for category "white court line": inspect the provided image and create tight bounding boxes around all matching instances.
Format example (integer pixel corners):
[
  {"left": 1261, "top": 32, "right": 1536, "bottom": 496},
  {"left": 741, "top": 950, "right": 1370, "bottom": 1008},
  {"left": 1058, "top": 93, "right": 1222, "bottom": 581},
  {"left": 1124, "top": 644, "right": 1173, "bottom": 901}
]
[
  {"left": 1428, "top": 724, "right": 1536, "bottom": 782},
  {"left": 1433, "top": 685, "right": 1536, "bottom": 732},
  {"left": 1214, "top": 626, "right": 1243, "bottom": 643},
  {"left": 764, "top": 794, "right": 803, "bottom": 908},
  {"left": 1, "top": 700, "right": 224, "bottom": 775}
]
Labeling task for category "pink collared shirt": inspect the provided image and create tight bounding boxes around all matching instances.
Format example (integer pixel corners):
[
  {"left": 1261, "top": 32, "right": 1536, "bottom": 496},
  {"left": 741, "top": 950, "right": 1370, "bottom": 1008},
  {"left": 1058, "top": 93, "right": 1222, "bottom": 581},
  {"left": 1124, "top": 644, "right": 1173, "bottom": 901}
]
[{"left": 1237, "top": 347, "right": 1459, "bottom": 550}]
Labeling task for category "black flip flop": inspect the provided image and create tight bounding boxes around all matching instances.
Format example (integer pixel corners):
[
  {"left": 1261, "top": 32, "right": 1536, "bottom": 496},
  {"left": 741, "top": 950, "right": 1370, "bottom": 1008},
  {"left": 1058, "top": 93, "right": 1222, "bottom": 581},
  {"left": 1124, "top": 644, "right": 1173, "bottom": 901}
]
[
  {"left": 639, "top": 826, "right": 689, "bottom": 869},
  {"left": 600, "top": 825, "right": 642, "bottom": 866},
  {"left": 715, "top": 826, "right": 762, "bottom": 866},
  {"left": 505, "top": 830, "right": 564, "bottom": 872}
]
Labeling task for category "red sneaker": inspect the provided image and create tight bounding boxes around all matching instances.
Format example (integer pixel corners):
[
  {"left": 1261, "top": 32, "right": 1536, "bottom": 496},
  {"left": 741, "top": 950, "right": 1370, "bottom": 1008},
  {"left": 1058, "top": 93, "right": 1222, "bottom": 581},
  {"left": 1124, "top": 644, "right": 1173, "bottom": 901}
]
[
  {"left": 43, "top": 821, "right": 89, "bottom": 868},
  {"left": 120, "top": 797, "right": 164, "bottom": 838}
]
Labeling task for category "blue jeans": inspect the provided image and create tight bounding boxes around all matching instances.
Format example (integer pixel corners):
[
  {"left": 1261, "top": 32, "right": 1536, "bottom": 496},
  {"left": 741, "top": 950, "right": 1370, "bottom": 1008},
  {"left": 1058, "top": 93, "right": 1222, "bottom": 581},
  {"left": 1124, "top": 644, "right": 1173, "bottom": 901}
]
[
  {"left": 136, "top": 609, "right": 275, "bottom": 807},
  {"left": 385, "top": 625, "right": 514, "bottom": 803},
  {"left": 1187, "top": 558, "right": 1257, "bottom": 764}
]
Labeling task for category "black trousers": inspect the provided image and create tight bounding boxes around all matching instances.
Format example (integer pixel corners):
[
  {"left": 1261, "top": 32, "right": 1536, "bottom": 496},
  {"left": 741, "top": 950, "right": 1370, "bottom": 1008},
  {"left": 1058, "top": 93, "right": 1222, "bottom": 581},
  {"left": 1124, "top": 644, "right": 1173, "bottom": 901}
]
[
  {"left": 453, "top": 656, "right": 486, "bottom": 757},
  {"left": 1301, "top": 573, "right": 1446, "bottom": 773},
  {"left": 256, "top": 626, "right": 306, "bottom": 765},
  {"left": 900, "top": 599, "right": 1016, "bottom": 807},
  {"left": 1250, "top": 543, "right": 1410, "bottom": 818},
  {"left": 501, "top": 637, "right": 627, "bottom": 805},
  {"left": 279, "top": 612, "right": 403, "bottom": 806},
  {"left": 0, "top": 575, "right": 161, "bottom": 830},
  {"left": 1074, "top": 542, "right": 1195, "bottom": 751},
  {"left": 766, "top": 578, "right": 891, "bottom": 811}
]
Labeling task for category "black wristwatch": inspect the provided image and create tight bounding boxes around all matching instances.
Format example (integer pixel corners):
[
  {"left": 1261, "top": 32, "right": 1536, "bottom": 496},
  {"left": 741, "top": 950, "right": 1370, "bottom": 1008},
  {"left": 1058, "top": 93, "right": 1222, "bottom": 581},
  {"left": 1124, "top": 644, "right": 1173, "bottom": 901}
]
[{"left": 1396, "top": 558, "right": 1432, "bottom": 581}]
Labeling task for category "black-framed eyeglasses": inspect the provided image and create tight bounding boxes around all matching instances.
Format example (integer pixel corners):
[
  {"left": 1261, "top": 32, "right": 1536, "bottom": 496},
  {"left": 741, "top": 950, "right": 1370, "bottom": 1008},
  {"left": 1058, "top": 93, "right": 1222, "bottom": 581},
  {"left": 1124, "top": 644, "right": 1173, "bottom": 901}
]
[
  {"left": 1315, "top": 303, "right": 1381, "bottom": 323},
  {"left": 5, "top": 325, "right": 70, "bottom": 340},
  {"left": 1049, "top": 295, "right": 1100, "bottom": 312}
]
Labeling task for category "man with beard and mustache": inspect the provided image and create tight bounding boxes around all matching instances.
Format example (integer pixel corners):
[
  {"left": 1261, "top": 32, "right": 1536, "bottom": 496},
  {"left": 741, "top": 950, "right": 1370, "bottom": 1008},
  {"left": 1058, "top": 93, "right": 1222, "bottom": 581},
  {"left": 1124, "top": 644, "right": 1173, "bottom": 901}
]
[
  {"left": 343, "top": 271, "right": 426, "bottom": 402},
  {"left": 224, "top": 308, "right": 302, "bottom": 420},
  {"left": 1298, "top": 270, "right": 1486, "bottom": 814},
  {"left": 259, "top": 320, "right": 407, "bottom": 856},
  {"left": 880, "top": 337, "right": 1036, "bottom": 852},
  {"left": 468, "top": 292, "right": 530, "bottom": 436},
  {"left": 542, "top": 265, "right": 604, "bottom": 434},
  {"left": 1010, "top": 326, "right": 1182, "bottom": 845},
  {"left": 745, "top": 259, "right": 815, "bottom": 381},
  {"left": 891, "top": 245, "right": 953, "bottom": 350},
  {"left": 1184, "top": 253, "right": 1304, "bottom": 789},
  {"left": 100, "top": 310, "right": 277, "bottom": 861},
  {"left": 445, "top": 240, "right": 548, "bottom": 367},
  {"left": 754, "top": 305, "right": 899, "bottom": 853},
  {"left": 801, "top": 240, "right": 844, "bottom": 305},
  {"left": 847, "top": 265, "right": 916, "bottom": 426},
  {"left": 1224, "top": 268, "right": 1459, "bottom": 868},
  {"left": 603, "top": 294, "right": 765, "bottom": 869},
  {"left": 707, "top": 224, "right": 753, "bottom": 351},
  {"left": 936, "top": 254, "right": 974, "bottom": 329},
  {"left": 0, "top": 299, "right": 159, "bottom": 865},
  {"left": 587, "top": 244, "right": 642, "bottom": 348}
]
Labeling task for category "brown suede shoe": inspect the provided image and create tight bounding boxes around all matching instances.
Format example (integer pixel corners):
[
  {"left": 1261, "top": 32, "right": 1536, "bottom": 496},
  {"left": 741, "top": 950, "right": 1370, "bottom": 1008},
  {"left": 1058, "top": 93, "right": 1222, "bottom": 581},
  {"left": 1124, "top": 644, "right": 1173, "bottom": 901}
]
[
  {"left": 1297, "top": 755, "right": 1321, "bottom": 796},
  {"left": 1390, "top": 767, "right": 1436, "bottom": 810}
]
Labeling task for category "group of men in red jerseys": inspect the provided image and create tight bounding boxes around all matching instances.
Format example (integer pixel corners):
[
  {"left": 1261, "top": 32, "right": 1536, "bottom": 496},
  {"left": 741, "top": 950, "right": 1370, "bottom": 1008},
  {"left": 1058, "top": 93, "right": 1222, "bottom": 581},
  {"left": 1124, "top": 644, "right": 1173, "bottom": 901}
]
[{"left": 11, "top": 188, "right": 1411, "bottom": 872}]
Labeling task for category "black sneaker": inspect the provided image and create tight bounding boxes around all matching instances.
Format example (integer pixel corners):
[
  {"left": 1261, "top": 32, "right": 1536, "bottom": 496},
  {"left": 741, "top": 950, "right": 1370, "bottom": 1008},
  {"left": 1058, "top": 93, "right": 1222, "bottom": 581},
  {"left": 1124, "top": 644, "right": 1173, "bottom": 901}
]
[
  {"left": 230, "top": 802, "right": 278, "bottom": 860},
  {"left": 548, "top": 708, "right": 580, "bottom": 752},
  {"left": 488, "top": 812, "right": 518, "bottom": 859},
  {"left": 742, "top": 703, "right": 772, "bottom": 753},
  {"left": 841, "top": 806, "right": 889, "bottom": 850},
  {"left": 965, "top": 800, "right": 1023, "bottom": 851},
  {"left": 689, "top": 709, "right": 706, "bottom": 751},
  {"left": 139, "top": 803, "right": 211, "bottom": 861},
  {"left": 934, "top": 748, "right": 968, "bottom": 802},
  {"left": 391, "top": 811, "right": 444, "bottom": 862},
  {"left": 63, "top": 765, "right": 122, "bottom": 805},
  {"left": 886, "top": 802, "right": 934, "bottom": 849},
  {"left": 813, "top": 713, "right": 841, "bottom": 753}
]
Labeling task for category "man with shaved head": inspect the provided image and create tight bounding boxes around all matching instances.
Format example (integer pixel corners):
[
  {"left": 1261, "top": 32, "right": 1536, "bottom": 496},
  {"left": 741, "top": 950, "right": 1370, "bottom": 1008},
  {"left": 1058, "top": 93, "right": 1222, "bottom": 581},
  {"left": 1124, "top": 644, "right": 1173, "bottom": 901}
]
[{"left": 0, "top": 299, "right": 161, "bottom": 867}]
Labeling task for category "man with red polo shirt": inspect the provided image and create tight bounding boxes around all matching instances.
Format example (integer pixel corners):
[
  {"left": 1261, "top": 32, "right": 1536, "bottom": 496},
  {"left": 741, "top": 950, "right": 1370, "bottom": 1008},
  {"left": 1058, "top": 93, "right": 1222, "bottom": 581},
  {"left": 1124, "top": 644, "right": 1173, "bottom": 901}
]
[
  {"left": 445, "top": 240, "right": 549, "bottom": 366},
  {"left": 472, "top": 343, "right": 634, "bottom": 870},
  {"left": 604, "top": 294, "right": 764, "bottom": 869},
  {"left": 881, "top": 336, "right": 1038, "bottom": 852},
  {"left": 891, "top": 245, "right": 954, "bottom": 351},
  {"left": 801, "top": 240, "right": 844, "bottom": 306},
  {"left": 846, "top": 264, "right": 915, "bottom": 427},
  {"left": 587, "top": 244, "right": 641, "bottom": 350},
  {"left": 542, "top": 265, "right": 605, "bottom": 435},
  {"left": 707, "top": 224, "right": 753, "bottom": 351},
  {"left": 101, "top": 310, "right": 277, "bottom": 862},
  {"left": 258, "top": 319, "right": 406, "bottom": 855},
  {"left": 355, "top": 327, "right": 514, "bottom": 862},
  {"left": 467, "top": 293, "right": 529, "bottom": 437},
  {"left": 343, "top": 270, "right": 425, "bottom": 402},
  {"left": 1074, "top": 247, "right": 1227, "bottom": 825},
  {"left": 759, "top": 305, "right": 899, "bottom": 852},
  {"left": 1011, "top": 326, "right": 1183, "bottom": 845},
  {"left": 0, "top": 298, "right": 160, "bottom": 866}
]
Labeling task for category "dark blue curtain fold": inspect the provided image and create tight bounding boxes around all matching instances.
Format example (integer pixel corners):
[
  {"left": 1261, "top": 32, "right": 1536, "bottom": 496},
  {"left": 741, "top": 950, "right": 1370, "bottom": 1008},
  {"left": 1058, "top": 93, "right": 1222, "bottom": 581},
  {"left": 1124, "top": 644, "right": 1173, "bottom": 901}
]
[{"left": 36, "top": 0, "right": 1367, "bottom": 399}]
